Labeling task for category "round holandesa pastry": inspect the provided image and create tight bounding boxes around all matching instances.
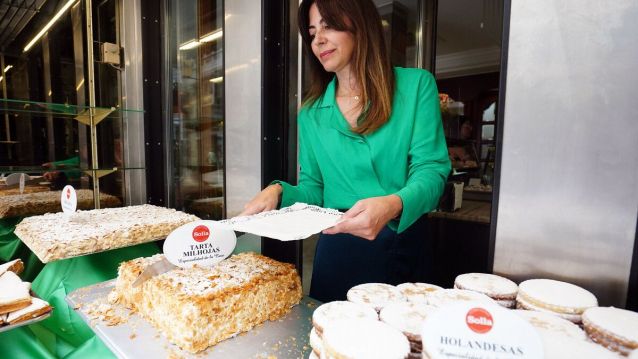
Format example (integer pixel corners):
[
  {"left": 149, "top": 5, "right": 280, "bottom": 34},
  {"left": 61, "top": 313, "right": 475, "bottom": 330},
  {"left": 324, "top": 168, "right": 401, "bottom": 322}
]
[
  {"left": 309, "top": 327, "right": 323, "bottom": 357},
  {"left": 312, "top": 301, "right": 378, "bottom": 335},
  {"left": 514, "top": 309, "right": 587, "bottom": 341},
  {"left": 346, "top": 283, "right": 405, "bottom": 312},
  {"left": 516, "top": 296, "right": 583, "bottom": 324},
  {"left": 454, "top": 273, "right": 518, "bottom": 308},
  {"left": 380, "top": 302, "right": 437, "bottom": 352},
  {"left": 582, "top": 306, "right": 638, "bottom": 356},
  {"left": 396, "top": 282, "right": 442, "bottom": 304},
  {"left": 517, "top": 279, "right": 597, "bottom": 323},
  {"left": 425, "top": 289, "right": 495, "bottom": 308},
  {"left": 322, "top": 318, "right": 410, "bottom": 359}
]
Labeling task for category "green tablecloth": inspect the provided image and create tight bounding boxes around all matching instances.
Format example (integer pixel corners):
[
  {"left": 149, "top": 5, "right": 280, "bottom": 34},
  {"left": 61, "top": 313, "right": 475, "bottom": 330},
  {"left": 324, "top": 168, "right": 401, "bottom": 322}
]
[
  {"left": 0, "top": 243, "right": 160, "bottom": 358},
  {"left": 0, "top": 217, "right": 44, "bottom": 281}
]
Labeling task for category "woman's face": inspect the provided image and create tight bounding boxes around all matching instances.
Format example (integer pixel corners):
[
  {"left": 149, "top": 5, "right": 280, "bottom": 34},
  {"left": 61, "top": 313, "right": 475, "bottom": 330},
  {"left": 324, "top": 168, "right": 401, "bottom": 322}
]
[{"left": 308, "top": 3, "right": 355, "bottom": 74}]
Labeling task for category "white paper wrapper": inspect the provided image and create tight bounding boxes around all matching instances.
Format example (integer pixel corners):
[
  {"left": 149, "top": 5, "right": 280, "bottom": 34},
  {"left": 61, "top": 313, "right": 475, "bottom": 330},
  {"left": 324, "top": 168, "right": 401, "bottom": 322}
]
[{"left": 221, "top": 203, "right": 343, "bottom": 241}]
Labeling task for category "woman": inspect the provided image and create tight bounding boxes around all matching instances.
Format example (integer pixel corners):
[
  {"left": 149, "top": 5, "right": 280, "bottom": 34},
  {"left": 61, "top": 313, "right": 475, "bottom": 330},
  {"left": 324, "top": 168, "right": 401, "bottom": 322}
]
[{"left": 242, "top": 0, "right": 450, "bottom": 302}]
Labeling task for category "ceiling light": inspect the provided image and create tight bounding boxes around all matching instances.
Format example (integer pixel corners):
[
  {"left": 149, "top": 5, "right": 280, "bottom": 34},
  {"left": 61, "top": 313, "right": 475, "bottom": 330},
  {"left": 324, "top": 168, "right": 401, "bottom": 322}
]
[
  {"left": 200, "top": 30, "right": 223, "bottom": 43},
  {"left": 24, "top": 0, "right": 78, "bottom": 53},
  {"left": 179, "top": 39, "right": 200, "bottom": 51},
  {"left": 3, "top": 65, "right": 12, "bottom": 73},
  {"left": 209, "top": 76, "right": 223, "bottom": 83}
]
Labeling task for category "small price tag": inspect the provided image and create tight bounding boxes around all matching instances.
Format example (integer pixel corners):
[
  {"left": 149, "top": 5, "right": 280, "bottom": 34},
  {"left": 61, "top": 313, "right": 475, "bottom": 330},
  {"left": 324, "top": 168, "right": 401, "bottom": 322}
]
[
  {"left": 19, "top": 173, "right": 25, "bottom": 194},
  {"left": 421, "top": 302, "right": 544, "bottom": 359},
  {"left": 61, "top": 185, "right": 77, "bottom": 214},
  {"left": 163, "top": 220, "right": 236, "bottom": 268}
]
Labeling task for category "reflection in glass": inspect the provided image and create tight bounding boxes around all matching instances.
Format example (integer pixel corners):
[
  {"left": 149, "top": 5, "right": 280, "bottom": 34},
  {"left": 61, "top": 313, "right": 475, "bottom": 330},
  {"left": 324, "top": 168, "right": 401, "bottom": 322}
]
[
  {"left": 374, "top": 0, "right": 420, "bottom": 67},
  {"left": 482, "top": 101, "right": 496, "bottom": 122},
  {"left": 481, "top": 124, "right": 494, "bottom": 141},
  {"left": 168, "top": 0, "right": 224, "bottom": 220},
  {"left": 0, "top": 0, "right": 128, "bottom": 201}
]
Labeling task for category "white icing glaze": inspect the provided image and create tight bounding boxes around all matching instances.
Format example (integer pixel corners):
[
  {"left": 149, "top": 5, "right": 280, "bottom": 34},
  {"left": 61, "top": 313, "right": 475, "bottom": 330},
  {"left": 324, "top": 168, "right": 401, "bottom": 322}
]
[
  {"left": 516, "top": 296, "right": 582, "bottom": 323},
  {"left": 496, "top": 299, "right": 517, "bottom": 308},
  {"left": 6, "top": 297, "right": 50, "bottom": 323},
  {"left": 396, "top": 283, "right": 442, "bottom": 304},
  {"left": 540, "top": 332, "right": 621, "bottom": 359},
  {"left": 514, "top": 309, "right": 587, "bottom": 340},
  {"left": 0, "top": 271, "right": 30, "bottom": 305},
  {"left": 312, "top": 301, "right": 378, "bottom": 332},
  {"left": 454, "top": 273, "right": 518, "bottom": 298},
  {"left": 0, "top": 259, "right": 21, "bottom": 276},
  {"left": 346, "top": 283, "right": 405, "bottom": 311},
  {"left": 379, "top": 302, "right": 437, "bottom": 337},
  {"left": 583, "top": 307, "right": 638, "bottom": 345},
  {"left": 426, "top": 289, "right": 495, "bottom": 308},
  {"left": 518, "top": 279, "right": 597, "bottom": 312},
  {"left": 322, "top": 319, "right": 410, "bottom": 359},
  {"left": 309, "top": 327, "right": 323, "bottom": 354}
]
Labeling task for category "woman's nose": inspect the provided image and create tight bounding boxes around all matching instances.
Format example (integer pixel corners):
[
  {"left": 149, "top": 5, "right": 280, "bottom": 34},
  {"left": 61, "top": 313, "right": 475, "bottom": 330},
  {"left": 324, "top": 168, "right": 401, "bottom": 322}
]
[{"left": 314, "top": 29, "right": 326, "bottom": 45}]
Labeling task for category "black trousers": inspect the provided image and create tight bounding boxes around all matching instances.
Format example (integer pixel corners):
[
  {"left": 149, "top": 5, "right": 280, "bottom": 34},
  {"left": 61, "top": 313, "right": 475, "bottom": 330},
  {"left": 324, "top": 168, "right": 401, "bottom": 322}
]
[{"left": 309, "top": 215, "right": 433, "bottom": 303}]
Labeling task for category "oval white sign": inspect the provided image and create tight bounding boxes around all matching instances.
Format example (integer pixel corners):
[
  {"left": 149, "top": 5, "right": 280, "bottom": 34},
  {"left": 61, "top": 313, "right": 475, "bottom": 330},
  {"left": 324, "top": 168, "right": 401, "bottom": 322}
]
[
  {"left": 61, "top": 185, "right": 77, "bottom": 214},
  {"left": 421, "top": 302, "right": 544, "bottom": 359},
  {"left": 163, "top": 220, "right": 236, "bottom": 268}
]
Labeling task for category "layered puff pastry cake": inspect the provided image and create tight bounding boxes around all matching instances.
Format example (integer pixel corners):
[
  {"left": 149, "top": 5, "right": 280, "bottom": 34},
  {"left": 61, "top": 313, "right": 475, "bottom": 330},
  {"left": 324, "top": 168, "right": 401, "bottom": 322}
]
[
  {"left": 0, "top": 189, "right": 120, "bottom": 218},
  {"left": 14, "top": 204, "right": 198, "bottom": 262},
  {"left": 0, "top": 261, "right": 52, "bottom": 326},
  {"left": 110, "top": 252, "right": 303, "bottom": 353}
]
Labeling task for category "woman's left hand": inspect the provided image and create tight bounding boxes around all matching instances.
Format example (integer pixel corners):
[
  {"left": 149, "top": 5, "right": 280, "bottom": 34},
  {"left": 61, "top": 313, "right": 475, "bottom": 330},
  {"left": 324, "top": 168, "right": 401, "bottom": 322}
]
[{"left": 323, "top": 195, "right": 403, "bottom": 240}]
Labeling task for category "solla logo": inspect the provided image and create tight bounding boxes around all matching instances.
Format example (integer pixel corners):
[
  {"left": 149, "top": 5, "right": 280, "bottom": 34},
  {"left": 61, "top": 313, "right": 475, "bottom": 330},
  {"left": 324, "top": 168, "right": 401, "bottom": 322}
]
[
  {"left": 66, "top": 188, "right": 71, "bottom": 199},
  {"left": 192, "top": 225, "right": 211, "bottom": 242},
  {"left": 466, "top": 308, "right": 493, "bottom": 334}
]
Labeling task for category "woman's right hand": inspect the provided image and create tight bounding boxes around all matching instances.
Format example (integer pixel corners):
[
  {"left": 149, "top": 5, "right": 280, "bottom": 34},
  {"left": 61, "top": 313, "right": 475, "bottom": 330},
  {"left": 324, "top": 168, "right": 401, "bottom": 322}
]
[{"left": 239, "top": 184, "right": 282, "bottom": 216}]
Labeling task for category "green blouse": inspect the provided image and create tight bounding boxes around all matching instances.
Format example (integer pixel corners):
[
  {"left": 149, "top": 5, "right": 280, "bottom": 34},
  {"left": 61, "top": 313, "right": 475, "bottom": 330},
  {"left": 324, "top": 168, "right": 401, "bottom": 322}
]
[{"left": 277, "top": 67, "right": 450, "bottom": 233}]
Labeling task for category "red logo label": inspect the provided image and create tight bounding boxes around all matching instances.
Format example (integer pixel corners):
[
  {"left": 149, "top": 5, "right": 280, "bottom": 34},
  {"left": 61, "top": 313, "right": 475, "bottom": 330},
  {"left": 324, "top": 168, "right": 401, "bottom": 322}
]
[
  {"left": 192, "top": 225, "right": 210, "bottom": 242},
  {"left": 466, "top": 307, "right": 493, "bottom": 334},
  {"left": 66, "top": 188, "right": 71, "bottom": 199}
]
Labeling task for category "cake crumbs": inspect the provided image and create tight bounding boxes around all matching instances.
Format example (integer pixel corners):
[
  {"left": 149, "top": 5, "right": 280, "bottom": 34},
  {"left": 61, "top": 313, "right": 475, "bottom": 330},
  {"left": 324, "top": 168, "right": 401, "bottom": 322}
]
[
  {"left": 84, "top": 300, "right": 128, "bottom": 326},
  {"left": 129, "top": 333, "right": 136, "bottom": 340},
  {"left": 167, "top": 349, "right": 185, "bottom": 359}
]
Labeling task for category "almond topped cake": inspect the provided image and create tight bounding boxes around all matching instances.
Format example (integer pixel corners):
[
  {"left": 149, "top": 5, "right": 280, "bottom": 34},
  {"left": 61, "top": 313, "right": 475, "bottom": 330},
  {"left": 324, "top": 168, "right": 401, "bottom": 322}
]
[
  {"left": 0, "top": 189, "right": 120, "bottom": 218},
  {"left": 14, "top": 204, "right": 198, "bottom": 262},
  {"left": 110, "top": 252, "right": 303, "bottom": 353}
]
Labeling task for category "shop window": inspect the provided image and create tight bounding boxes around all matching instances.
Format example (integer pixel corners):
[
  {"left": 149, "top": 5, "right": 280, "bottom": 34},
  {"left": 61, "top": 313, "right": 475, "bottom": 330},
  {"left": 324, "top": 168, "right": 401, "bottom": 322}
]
[{"left": 167, "top": 0, "right": 224, "bottom": 219}]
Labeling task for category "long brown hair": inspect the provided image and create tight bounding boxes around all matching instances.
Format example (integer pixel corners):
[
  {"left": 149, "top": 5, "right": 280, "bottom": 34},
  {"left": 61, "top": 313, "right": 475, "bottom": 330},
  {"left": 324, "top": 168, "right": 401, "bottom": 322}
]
[{"left": 298, "top": 0, "right": 395, "bottom": 135}]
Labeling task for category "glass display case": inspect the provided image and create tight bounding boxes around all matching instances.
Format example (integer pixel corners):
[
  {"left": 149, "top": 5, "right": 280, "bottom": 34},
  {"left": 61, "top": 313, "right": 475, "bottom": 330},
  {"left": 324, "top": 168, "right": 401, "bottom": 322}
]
[{"left": 0, "top": 0, "right": 139, "bottom": 208}]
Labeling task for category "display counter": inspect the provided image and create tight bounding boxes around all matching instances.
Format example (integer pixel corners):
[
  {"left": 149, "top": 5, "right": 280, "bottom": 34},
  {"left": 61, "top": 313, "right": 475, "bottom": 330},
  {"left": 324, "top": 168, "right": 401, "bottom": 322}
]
[{"left": 66, "top": 280, "right": 316, "bottom": 358}]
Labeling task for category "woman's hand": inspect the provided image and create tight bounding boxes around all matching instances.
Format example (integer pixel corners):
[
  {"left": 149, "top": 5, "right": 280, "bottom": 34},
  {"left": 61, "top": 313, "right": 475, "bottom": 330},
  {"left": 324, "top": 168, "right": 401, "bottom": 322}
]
[
  {"left": 239, "top": 184, "right": 283, "bottom": 216},
  {"left": 323, "top": 195, "right": 403, "bottom": 240}
]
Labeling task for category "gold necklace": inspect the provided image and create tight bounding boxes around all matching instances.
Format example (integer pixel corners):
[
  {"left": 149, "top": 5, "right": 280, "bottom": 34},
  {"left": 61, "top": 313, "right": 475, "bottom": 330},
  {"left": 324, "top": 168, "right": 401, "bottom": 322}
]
[{"left": 337, "top": 94, "right": 360, "bottom": 101}]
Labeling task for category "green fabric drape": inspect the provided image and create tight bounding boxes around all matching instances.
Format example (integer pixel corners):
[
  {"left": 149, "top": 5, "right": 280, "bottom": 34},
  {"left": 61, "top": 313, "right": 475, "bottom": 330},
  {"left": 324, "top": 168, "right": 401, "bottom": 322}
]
[
  {"left": 0, "top": 217, "right": 45, "bottom": 281},
  {"left": 1, "top": 243, "right": 159, "bottom": 358}
]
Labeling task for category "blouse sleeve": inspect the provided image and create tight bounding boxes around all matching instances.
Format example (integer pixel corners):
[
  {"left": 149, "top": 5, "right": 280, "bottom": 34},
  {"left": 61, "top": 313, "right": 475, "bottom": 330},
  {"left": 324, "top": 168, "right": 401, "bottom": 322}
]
[
  {"left": 273, "top": 109, "right": 324, "bottom": 208},
  {"left": 393, "top": 71, "right": 451, "bottom": 233}
]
